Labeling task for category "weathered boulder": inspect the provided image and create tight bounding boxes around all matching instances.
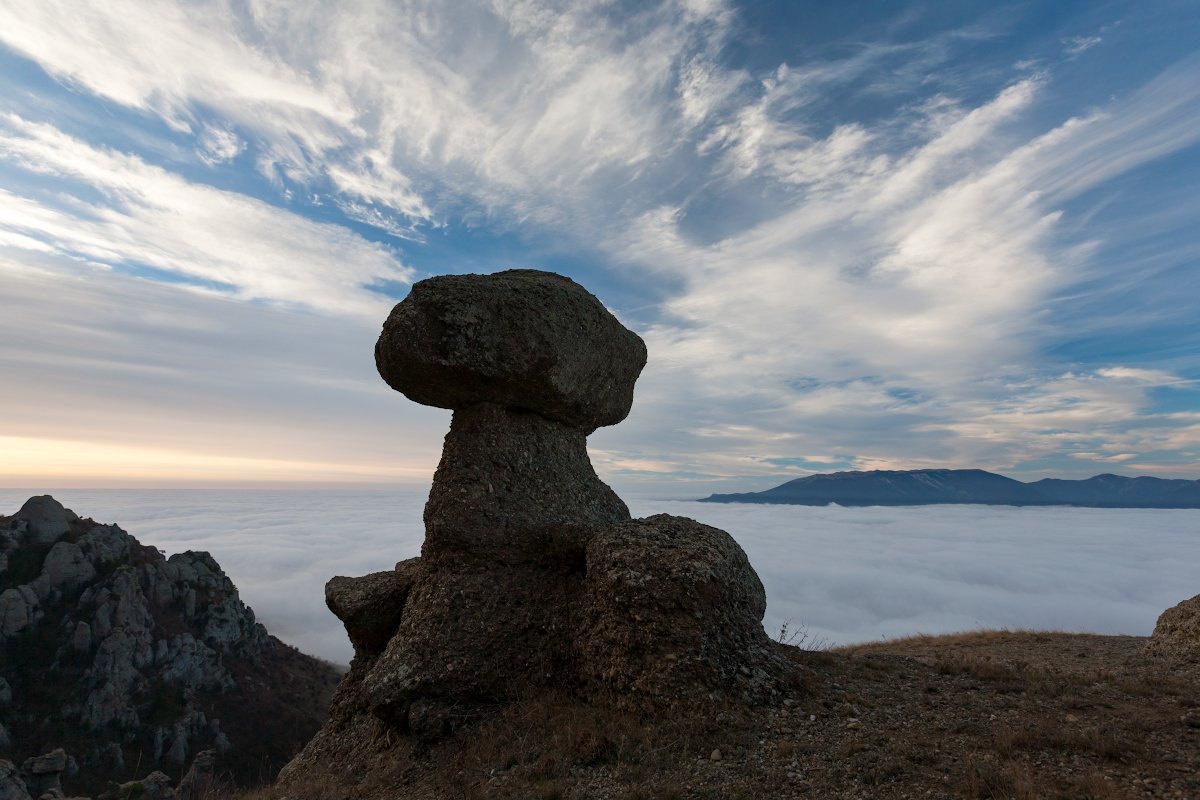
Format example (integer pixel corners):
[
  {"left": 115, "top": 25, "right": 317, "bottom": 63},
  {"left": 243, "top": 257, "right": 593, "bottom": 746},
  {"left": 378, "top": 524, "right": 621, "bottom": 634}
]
[
  {"left": 176, "top": 750, "right": 216, "bottom": 800},
  {"left": 19, "top": 749, "right": 71, "bottom": 798},
  {"left": 1147, "top": 593, "right": 1200, "bottom": 658},
  {"left": 578, "top": 514, "right": 779, "bottom": 709},
  {"left": 99, "top": 771, "right": 174, "bottom": 800},
  {"left": 0, "top": 760, "right": 30, "bottom": 800},
  {"left": 376, "top": 269, "right": 646, "bottom": 431},
  {"left": 326, "top": 560, "right": 422, "bottom": 658},
  {"left": 360, "top": 562, "right": 582, "bottom": 733},
  {"left": 0, "top": 585, "right": 40, "bottom": 638},
  {"left": 31, "top": 541, "right": 96, "bottom": 601},
  {"left": 12, "top": 496, "right": 77, "bottom": 545}
]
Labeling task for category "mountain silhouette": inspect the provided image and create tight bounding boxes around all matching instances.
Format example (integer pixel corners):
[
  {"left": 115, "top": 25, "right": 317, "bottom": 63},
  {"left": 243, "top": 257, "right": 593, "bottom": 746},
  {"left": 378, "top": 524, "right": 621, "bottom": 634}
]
[{"left": 700, "top": 469, "right": 1200, "bottom": 508}]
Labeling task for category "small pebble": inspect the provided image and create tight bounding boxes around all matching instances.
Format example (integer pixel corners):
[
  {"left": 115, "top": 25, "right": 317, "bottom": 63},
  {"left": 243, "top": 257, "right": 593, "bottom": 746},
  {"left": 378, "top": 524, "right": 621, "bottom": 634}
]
[{"left": 709, "top": 749, "right": 722, "bottom": 762}]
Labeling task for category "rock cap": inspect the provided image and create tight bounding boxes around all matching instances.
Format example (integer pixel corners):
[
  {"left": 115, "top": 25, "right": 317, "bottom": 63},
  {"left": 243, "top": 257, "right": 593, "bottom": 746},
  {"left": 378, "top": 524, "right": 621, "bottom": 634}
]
[{"left": 375, "top": 269, "right": 647, "bottom": 430}]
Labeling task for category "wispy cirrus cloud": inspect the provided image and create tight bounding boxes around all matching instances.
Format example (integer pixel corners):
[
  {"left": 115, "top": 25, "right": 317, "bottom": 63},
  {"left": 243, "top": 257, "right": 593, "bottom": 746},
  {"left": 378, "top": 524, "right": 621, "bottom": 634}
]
[
  {"left": 596, "top": 53, "right": 1200, "bottom": 484},
  {"left": 0, "top": 1, "right": 1197, "bottom": 488},
  {"left": 0, "top": 114, "right": 412, "bottom": 316},
  {"left": 0, "top": 0, "right": 736, "bottom": 233}
]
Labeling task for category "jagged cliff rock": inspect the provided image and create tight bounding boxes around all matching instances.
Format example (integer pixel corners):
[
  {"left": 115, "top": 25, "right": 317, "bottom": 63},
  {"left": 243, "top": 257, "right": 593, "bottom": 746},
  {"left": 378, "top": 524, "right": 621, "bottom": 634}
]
[
  {"left": 280, "top": 270, "right": 789, "bottom": 791},
  {"left": 0, "top": 497, "right": 341, "bottom": 796}
]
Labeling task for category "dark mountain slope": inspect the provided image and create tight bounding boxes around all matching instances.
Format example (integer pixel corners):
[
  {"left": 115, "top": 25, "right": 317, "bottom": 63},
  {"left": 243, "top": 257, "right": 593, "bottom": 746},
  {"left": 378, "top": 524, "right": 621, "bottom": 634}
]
[
  {"left": 701, "top": 469, "right": 1200, "bottom": 508},
  {"left": 0, "top": 495, "right": 341, "bottom": 795},
  {"left": 1030, "top": 473, "right": 1200, "bottom": 508}
]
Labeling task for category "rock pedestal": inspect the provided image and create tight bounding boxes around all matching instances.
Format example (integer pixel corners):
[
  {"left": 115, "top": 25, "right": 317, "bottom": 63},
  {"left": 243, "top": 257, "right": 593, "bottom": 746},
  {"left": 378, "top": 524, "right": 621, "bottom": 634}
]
[{"left": 298, "top": 269, "right": 781, "bottom": 755}]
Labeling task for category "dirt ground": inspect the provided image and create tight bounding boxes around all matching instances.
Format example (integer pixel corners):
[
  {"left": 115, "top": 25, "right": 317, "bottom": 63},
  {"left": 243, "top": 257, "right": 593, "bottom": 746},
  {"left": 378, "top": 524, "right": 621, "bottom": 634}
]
[{"left": 243, "top": 630, "right": 1198, "bottom": 800}]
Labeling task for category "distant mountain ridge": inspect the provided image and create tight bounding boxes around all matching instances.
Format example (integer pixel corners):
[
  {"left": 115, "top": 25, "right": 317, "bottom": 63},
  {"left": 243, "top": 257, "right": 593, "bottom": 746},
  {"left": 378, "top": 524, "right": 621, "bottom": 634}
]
[{"left": 700, "top": 469, "right": 1200, "bottom": 508}]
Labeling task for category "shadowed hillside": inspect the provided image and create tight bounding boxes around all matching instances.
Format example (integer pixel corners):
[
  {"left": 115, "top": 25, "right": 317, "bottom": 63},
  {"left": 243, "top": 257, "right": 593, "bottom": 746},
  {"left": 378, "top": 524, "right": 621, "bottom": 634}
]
[{"left": 0, "top": 496, "right": 341, "bottom": 797}]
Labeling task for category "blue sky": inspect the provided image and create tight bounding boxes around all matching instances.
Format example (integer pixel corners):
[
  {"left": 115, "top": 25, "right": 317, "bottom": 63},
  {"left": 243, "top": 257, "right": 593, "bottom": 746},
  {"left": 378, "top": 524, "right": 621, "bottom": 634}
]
[{"left": 0, "top": 0, "right": 1198, "bottom": 491}]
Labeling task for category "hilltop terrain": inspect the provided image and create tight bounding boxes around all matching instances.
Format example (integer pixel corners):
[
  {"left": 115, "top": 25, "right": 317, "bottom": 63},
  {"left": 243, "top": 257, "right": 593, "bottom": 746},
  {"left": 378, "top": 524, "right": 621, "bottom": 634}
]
[
  {"left": 223, "top": 626, "right": 1198, "bottom": 800},
  {"left": 11, "top": 270, "right": 1194, "bottom": 800},
  {"left": 701, "top": 469, "right": 1200, "bottom": 508},
  {"left": 260, "top": 271, "right": 1198, "bottom": 800}
]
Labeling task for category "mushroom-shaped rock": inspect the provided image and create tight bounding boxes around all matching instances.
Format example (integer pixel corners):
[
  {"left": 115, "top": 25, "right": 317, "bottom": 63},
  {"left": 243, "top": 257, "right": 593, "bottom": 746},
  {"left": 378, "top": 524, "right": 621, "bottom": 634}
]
[
  {"left": 376, "top": 269, "right": 647, "bottom": 431},
  {"left": 281, "top": 269, "right": 789, "bottom": 789},
  {"left": 13, "top": 496, "right": 77, "bottom": 545},
  {"left": 1147, "top": 593, "right": 1200, "bottom": 658}
]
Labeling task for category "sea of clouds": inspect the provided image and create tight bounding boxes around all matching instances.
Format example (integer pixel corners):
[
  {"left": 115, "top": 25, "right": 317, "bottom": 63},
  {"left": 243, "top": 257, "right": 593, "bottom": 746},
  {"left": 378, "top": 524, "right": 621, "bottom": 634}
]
[{"left": 2, "top": 488, "right": 1196, "bottom": 665}]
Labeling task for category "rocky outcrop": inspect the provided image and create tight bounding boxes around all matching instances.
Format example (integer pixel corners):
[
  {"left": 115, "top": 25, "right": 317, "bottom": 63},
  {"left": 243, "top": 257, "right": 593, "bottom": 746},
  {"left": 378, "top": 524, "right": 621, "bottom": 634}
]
[
  {"left": 0, "top": 497, "right": 340, "bottom": 796},
  {"left": 0, "top": 760, "right": 30, "bottom": 800},
  {"left": 282, "top": 270, "right": 786, "bottom": 787},
  {"left": 1147, "top": 593, "right": 1200, "bottom": 658},
  {"left": 12, "top": 496, "right": 78, "bottom": 545},
  {"left": 19, "top": 748, "right": 74, "bottom": 797}
]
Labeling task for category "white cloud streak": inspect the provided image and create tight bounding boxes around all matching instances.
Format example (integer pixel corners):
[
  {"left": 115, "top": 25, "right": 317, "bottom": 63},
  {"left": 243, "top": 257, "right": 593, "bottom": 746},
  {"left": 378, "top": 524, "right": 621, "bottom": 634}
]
[
  {"left": 0, "top": 114, "right": 412, "bottom": 316},
  {"left": 602, "top": 54, "right": 1200, "bottom": 480}
]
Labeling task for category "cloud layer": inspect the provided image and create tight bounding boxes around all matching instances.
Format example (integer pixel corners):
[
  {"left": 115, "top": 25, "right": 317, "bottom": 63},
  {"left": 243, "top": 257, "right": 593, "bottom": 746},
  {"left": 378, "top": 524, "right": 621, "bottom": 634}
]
[{"left": 4, "top": 489, "right": 1193, "bottom": 664}]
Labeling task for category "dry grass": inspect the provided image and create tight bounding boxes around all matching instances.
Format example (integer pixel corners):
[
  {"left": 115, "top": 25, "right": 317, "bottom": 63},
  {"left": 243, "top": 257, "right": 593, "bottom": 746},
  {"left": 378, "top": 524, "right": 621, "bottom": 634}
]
[
  {"left": 213, "top": 630, "right": 1199, "bottom": 799},
  {"left": 427, "top": 689, "right": 754, "bottom": 799},
  {"left": 834, "top": 628, "right": 1072, "bottom": 654}
]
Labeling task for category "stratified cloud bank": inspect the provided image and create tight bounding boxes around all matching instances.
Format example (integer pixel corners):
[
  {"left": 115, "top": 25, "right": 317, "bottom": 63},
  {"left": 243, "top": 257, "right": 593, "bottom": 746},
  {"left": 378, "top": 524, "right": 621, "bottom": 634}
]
[{"left": 3, "top": 489, "right": 1193, "bottom": 664}]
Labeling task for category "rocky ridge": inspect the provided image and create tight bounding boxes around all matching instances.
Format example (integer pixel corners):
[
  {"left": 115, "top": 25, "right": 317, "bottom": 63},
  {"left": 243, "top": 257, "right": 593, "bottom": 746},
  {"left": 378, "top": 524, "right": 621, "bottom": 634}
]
[{"left": 0, "top": 496, "right": 340, "bottom": 798}]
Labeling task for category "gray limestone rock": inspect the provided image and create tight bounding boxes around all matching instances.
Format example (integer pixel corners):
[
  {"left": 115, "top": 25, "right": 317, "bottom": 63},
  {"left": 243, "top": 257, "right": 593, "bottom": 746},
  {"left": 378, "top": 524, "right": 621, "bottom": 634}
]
[
  {"left": 100, "top": 771, "right": 174, "bottom": 800},
  {"left": 0, "top": 586, "right": 40, "bottom": 638},
  {"left": 376, "top": 269, "right": 646, "bottom": 431},
  {"left": 71, "top": 621, "right": 92, "bottom": 653},
  {"left": 34, "top": 542, "right": 97, "bottom": 600},
  {"left": 0, "top": 760, "right": 30, "bottom": 800},
  {"left": 19, "top": 750, "right": 68, "bottom": 798},
  {"left": 76, "top": 525, "right": 134, "bottom": 568},
  {"left": 422, "top": 403, "right": 629, "bottom": 566},
  {"left": 326, "top": 560, "right": 422, "bottom": 658},
  {"left": 12, "top": 497, "right": 77, "bottom": 545},
  {"left": 1147, "top": 593, "right": 1200, "bottom": 658},
  {"left": 1, "top": 497, "right": 339, "bottom": 796},
  {"left": 578, "top": 514, "right": 778, "bottom": 709},
  {"left": 176, "top": 749, "right": 216, "bottom": 800}
]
